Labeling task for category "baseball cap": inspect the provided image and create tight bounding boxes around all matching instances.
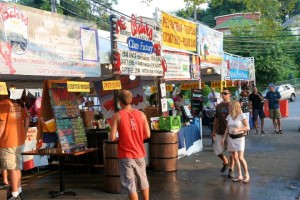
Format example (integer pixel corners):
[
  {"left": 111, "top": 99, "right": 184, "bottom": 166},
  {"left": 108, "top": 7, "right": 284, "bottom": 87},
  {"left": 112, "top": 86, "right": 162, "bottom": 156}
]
[{"left": 269, "top": 83, "right": 275, "bottom": 88}]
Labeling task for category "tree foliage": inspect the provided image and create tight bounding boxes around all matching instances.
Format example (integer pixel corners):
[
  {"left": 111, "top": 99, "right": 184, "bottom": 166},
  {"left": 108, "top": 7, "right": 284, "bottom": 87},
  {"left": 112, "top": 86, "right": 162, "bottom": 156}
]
[{"left": 16, "top": 0, "right": 117, "bottom": 30}]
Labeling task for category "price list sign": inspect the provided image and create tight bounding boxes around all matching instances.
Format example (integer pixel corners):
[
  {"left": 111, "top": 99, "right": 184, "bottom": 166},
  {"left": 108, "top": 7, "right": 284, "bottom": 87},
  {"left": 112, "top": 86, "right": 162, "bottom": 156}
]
[{"left": 48, "top": 87, "right": 87, "bottom": 151}]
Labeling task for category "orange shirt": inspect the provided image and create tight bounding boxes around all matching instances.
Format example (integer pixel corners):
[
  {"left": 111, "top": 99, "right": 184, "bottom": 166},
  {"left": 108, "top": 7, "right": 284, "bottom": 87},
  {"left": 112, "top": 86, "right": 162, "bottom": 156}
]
[{"left": 0, "top": 99, "right": 28, "bottom": 148}]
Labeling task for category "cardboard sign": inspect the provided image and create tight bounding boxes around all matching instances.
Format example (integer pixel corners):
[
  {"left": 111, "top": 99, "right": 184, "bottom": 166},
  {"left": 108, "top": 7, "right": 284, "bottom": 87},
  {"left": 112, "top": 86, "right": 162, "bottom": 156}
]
[
  {"left": 67, "top": 81, "right": 90, "bottom": 92},
  {"left": 102, "top": 80, "right": 122, "bottom": 91},
  {"left": 0, "top": 82, "right": 8, "bottom": 95}
]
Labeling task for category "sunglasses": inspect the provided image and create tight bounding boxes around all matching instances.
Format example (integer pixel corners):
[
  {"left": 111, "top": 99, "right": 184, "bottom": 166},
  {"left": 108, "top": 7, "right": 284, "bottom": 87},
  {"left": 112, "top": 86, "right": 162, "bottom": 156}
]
[{"left": 221, "top": 92, "right": 230, "bottom": 95}]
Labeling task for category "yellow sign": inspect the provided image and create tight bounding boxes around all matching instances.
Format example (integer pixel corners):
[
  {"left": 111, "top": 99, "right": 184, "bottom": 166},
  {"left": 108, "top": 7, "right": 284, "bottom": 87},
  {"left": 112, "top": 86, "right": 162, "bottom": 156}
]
[
  {"left": 181, "top": 82, "right": 205, "bottom": 90},
  {"left": 150, "top": 85, "right": 173, "bottom": 93},
  {"left": 102, "top": 80, "right": 122, "bottom": 91},
  {"left": 211, "top": 81, "right": 221, "bottom": 88},
  {"left": 226, "top": 80, "right": 234, "bottom": 87},
  {"left": 0, "top": 82, "right": 8, "bottom": 95},
  {"left": 67, "top": 81, "right": 90, "bottom": 92},
  {"left": 161, "top": 12, "right": 197, "bottom": 52}
]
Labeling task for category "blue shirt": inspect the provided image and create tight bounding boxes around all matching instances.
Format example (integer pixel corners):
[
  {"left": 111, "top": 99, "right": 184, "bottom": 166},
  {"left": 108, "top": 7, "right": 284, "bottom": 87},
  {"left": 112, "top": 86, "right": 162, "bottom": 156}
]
[{"left": 266, "top": 90, "right": 281, "bottom": 109}]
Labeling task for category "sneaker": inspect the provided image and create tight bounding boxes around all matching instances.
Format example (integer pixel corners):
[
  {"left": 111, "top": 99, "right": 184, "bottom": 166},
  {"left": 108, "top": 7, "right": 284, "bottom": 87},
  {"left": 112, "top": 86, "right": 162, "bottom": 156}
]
[
  {"left": 261, "top": 130, "right": 265, "bottom": 134},
  {"left": 279, "top": 130, "right": 283, "bottom": 134},
  {"left": 8, "top": 195, "right": 21, "bottom": 200},
  {"left": 19, "top": 192, "right": 24, "bottom": 200},
  {"left": 221, "top": 163, "right": 229, "bottom": 173},
  {"left": 228, "top": 169, "right": 234, "bottom": 178}
]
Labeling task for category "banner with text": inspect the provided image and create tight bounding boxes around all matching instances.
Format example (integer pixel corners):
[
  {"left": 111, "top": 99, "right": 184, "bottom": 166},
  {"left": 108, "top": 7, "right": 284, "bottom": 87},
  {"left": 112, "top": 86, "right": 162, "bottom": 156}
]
[
  {"left": 223, "top": 53, "right": 249, "bottom": 80},
  {"left": 0, "top": 2, "right": 100, "bottom": 77},
  {"left": 161, "top": 11, "right": 197, "bottom": 52},
  {"left": 198, "top": 24, "right": 223, "bottom": 68},
  {"left": 163, "top": 50, "right": 190, "bottom": 79},
  {"left": 119, "top": 50, "right": 163, "bottom": 76}
]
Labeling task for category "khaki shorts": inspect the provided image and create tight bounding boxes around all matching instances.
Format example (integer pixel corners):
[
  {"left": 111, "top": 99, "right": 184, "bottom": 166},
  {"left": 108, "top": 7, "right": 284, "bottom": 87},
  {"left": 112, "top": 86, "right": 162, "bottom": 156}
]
[
  {"left": 0, "top": 146, "right": 22, "bottom": 170},
  {"left": 119, "top": 158, "right": 149, "bottom": 194},
  {"left": 213, "top": 134, "right": 227, "bottom": 155},
  {"left": 269, "top": 109, "right": 281, "bottom": 119}
]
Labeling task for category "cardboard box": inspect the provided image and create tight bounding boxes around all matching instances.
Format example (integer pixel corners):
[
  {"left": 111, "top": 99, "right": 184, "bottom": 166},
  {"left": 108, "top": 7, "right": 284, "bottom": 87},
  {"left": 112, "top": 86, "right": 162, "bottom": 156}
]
[
  {"left": 80, "top": 110, "right": 95, "bottom": 127},
  {"left": 144, "top": 107, "right": 159, "bottom": 124}
]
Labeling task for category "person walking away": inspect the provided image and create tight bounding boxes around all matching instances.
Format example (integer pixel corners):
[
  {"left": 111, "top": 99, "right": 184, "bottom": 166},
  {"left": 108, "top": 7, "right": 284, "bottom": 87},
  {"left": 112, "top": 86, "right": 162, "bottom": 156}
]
[
  {"left": 249, "top": 86, "right": 265, "bottom": 134},
  {"left": 208, "top": 87, "right": 220, "bottom": 108},
  {"left": 110, "top": 90, "right": 151, "bottom": 200},
  {"left": 266, "top": 83, "right": 282, "bottom": 134},
  {"left": 221, "top": 100, "right": 250, "bottom": 183},
  {"left": 0, "top": 89, "right": 29, "bottom": 200},
  {"left": 212, "top": 88, "right": 235, "bottom": 178},
  {"left": 239, "top": 88, "right": 250, "bottom": 135}
]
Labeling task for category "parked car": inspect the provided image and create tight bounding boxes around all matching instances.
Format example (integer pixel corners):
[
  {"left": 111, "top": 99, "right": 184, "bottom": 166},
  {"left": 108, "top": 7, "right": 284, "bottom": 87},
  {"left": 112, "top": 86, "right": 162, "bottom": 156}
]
[{"left": 263, "top": 84, "right": 296, "bottom": 102}]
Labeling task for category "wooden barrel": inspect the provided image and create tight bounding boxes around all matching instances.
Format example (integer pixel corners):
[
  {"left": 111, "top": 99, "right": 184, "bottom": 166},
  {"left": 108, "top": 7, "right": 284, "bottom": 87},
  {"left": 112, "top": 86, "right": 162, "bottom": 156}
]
[
  {"left": 103, "top": 140, "right": 121, "bottom": 193},
  {"left": 150, "top": 131, "right": 178, "bottom": 172}
]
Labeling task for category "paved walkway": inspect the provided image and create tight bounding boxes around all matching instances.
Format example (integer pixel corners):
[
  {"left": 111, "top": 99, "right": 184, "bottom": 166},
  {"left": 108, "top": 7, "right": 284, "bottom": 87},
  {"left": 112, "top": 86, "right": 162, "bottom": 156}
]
[{"left": 5, "top": 118, "right": 300, "bottom": 200}]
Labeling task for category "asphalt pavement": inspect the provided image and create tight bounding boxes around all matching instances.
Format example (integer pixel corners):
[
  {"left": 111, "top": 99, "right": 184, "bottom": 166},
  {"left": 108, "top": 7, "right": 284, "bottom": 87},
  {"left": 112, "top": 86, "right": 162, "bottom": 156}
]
[{"left": 9, "top": 100, "right": 300, "bottom": 200}]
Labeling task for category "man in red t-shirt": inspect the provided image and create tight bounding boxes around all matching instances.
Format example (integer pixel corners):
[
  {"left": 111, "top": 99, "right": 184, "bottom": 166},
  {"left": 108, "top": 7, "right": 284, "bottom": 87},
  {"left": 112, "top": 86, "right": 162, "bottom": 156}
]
[
  {"left": 110, "top": 90, "right": 150, "bottom": 200},
  {"left": 0, "top": 90, "right": 29, "bottom": 200}
]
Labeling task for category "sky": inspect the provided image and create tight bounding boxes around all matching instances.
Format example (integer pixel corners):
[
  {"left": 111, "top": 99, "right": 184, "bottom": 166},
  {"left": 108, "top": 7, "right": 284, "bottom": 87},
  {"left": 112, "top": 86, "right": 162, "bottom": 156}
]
[{"left": 113, "top": 0, "right": 187, "bottom": 18}]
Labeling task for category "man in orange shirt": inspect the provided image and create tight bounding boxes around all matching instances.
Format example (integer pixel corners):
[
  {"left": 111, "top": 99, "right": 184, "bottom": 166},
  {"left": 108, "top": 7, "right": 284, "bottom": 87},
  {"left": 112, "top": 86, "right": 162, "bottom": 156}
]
[
  {"left": 110, "top": 90, "right": 150, "bottom": 200},
  {"left": 0, "top": 90, "right": 29, "bottom": 200}
]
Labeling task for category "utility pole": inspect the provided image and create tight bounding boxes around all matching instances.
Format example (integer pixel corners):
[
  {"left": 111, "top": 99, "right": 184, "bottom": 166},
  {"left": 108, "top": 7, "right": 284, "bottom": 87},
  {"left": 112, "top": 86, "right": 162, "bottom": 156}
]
[{"left": 51, "top": 0, "right": 57, "bottom": 13}]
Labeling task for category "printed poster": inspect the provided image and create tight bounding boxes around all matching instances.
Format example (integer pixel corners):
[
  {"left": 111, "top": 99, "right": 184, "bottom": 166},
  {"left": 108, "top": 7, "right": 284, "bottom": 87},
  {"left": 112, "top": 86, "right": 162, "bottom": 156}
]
[
  {"left": 163, "top": 50, "right": 190, "bottom": 79},
  {"left": 198, "top": 24, "right": 223, "bottom": 67},
  {"left": 0, "top": 2, "right": 100, "bottom": 77},
  {"left": 94, "top": 76, "right": 147, "bottom": 120}
]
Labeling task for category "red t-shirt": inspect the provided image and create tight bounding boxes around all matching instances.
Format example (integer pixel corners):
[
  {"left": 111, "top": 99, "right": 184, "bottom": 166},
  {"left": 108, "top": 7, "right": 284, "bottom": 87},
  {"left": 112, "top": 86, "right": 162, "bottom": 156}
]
[
  {"left": 117, "top": 109, "right": 145, "bottom": 159},
  {"left": 0, "top": 99, "right": 28, "bottom": 148}
]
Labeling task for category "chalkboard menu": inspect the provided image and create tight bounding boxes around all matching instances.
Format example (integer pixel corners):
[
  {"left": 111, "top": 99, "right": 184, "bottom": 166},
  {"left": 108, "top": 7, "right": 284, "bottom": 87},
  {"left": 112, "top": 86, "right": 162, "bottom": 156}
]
[
  {"left": 48, "top": 86, "right": 87, "bottom": 152},
  {"left": 191, "top": 89, "right": 203, "bottom": 117}
]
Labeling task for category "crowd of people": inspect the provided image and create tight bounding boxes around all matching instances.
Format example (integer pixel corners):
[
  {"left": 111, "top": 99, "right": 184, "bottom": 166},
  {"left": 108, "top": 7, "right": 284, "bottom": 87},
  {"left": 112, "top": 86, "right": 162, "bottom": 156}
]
[{"left": 211, "top": 83, "right": 283, "bottom": 184}]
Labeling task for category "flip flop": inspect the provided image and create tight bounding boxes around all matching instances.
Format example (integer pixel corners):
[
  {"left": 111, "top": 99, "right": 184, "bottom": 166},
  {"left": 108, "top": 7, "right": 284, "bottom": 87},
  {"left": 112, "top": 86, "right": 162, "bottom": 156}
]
[
  {"left": 243, "top": 176, "right": 250, "bottom": 183},
  {"left": 232, "top": 177, "right": 243, "bottom": 182}
]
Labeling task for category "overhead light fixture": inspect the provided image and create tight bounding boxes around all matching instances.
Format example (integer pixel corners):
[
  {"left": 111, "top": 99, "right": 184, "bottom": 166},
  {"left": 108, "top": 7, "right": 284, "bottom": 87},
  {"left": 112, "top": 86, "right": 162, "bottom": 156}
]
[
  {"left": 129, "top": 75, "right": 136, "bottom": 80},
  {"left": 10, "top": 85, "right": 16, "bottom": 93},
  {"left": 207, "top": 68, "right": 213, "bottom": 75}
]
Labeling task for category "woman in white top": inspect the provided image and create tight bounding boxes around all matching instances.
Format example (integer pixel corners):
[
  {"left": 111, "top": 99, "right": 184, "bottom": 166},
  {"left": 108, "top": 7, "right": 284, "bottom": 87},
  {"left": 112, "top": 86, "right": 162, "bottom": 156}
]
[{"left": 221, "top": 100, "right": 250, "bottom": 183}]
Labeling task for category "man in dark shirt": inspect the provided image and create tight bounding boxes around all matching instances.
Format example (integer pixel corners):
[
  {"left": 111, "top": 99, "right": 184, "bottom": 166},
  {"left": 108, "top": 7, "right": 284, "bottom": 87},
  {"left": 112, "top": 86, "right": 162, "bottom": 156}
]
[
  {"left": 249, "top": 86, "right": 265, "bottom": 134},
  {"left": 212, "top": 88, "right": 234, "bottom": 178},
  {"left": 266, "top": 83, "right": 282, "bottom": 134}
]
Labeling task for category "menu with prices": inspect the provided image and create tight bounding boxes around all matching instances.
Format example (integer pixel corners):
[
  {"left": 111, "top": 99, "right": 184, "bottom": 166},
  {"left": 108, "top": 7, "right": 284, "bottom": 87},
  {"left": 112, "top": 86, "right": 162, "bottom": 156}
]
[
  {"left": 191, "top": 89, "right": 203, "bottom": 117},
  {"left": 48, "top": 86, "right": 87, "bottom": 151}
]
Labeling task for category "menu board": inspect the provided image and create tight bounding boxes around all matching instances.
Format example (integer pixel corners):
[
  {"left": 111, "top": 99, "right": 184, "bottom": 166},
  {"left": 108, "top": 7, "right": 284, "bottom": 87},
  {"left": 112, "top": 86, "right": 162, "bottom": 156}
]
[
  {"left": 191, "top": 89, "right": 203, "bottom": 117},
  {"left": 48, "top": 86, "right": 87, "bottom": 152}
]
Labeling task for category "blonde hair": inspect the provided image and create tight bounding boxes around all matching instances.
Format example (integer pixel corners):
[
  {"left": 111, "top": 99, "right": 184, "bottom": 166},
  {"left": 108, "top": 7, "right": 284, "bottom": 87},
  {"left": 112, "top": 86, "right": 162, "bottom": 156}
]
[{"left": 229, "top": 100, "right": 242, "bottom": 119}]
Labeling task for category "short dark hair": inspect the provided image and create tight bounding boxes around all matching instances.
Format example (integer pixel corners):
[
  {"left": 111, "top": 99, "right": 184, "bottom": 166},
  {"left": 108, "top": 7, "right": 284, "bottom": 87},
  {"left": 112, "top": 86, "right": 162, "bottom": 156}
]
[
  {"left": 118, "top": 90, "right": 132, "bottom": 105},
  {"left": 222, "top": 88, "right": 230, "bottom": 93}
]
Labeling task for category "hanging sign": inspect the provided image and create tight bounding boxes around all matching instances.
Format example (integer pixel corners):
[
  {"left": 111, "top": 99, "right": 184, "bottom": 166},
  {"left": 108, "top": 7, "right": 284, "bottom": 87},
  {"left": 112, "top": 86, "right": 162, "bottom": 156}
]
[
  {"left": 102, "top": 80, "right": 122, "bottom": 91},
  {"left": 0, "top": 2, "right": 100, "bottom": 77},
  {"left": 161, "top": 11, "right": 197, "bottom": 52},
  {"left": 163, "top": 50, "right": 190, "bottom": 79},
  {"left": 211, "top": 81, "right": 221, "bottom": 88},
  {"left": 180, "top": 82, "right": 204, "bottom": 90},
  {"left": 0, "top": 82, "right": 8, "bottom": 95},
  {"left": 150, "top": 85, "right": 173, "bottom": 93},
  {"left": 67, "top": 81, "right": 90, "bottom": 92},
  {"left": 127, "top": 37, "right": 154, "bottom": 54},
  {"left": 119, "top": 50, "right": 163, "bottom": 76},
  {"left": 198, "top": 23, "right": 223, "bottom": 68}
]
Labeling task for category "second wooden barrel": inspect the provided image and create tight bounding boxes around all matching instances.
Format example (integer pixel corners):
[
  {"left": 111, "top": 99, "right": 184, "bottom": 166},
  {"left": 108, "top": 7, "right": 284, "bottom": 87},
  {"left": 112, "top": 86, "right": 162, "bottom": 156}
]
[
  {"left": 103, "top": 140, "right": 121, "bottom": 193},
  {"left": 150, "top": 131, "right": 178, "bottom": 172}
]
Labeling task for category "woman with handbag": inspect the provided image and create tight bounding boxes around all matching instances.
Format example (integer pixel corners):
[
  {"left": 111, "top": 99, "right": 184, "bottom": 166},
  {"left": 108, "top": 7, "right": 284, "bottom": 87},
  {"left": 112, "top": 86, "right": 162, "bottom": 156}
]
[{"left": 221, "top": 100, "right": 250, "bottom": 183}]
